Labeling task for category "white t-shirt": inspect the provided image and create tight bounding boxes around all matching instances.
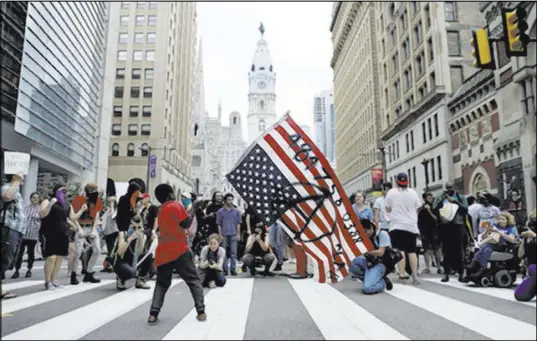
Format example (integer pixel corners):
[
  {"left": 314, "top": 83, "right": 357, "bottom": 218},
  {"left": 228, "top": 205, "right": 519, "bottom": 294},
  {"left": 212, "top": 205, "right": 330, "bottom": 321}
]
[
  {"left": 384, "top": 187, "right": 422, "bottom": 234},
  {"left": 373, "top": 197, "right": 390, "bottom": 230}
]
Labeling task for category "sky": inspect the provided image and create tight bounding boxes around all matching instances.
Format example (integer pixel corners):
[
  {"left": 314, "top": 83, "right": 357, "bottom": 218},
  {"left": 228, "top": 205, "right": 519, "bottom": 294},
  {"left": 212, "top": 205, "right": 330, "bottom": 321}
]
[{"left": 198, "top": 2, "right": 334, "bottom": 136}]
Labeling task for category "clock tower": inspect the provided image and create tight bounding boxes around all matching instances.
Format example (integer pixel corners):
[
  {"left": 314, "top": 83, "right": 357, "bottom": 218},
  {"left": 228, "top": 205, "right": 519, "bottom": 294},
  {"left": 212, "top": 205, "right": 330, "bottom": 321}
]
[{"left": 247, "top": 22, "right": 277, "bottom": 145}]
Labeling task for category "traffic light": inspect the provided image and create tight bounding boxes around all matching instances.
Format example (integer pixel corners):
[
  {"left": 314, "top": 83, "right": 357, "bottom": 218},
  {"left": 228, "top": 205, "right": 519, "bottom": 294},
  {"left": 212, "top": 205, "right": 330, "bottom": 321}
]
[
  {"left": 502, "top": 7, "right": 530, "bottom": 57},
  {"left": 470, "top": 28, "right": 495, "bottom": 70}
]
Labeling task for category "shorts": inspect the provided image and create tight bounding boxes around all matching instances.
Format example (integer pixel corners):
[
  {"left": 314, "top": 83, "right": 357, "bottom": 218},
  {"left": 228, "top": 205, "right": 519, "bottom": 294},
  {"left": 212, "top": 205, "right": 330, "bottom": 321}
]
[
  {"left": 421, "top": 234, "right": 441, "bottom": 250},
  {"left": 389, "top": 229, "right": 418, "bottom": 254}
]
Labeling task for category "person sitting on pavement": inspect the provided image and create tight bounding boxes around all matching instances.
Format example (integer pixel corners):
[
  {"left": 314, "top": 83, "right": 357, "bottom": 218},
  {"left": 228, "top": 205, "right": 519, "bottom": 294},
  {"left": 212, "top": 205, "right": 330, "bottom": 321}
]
[
  {"left": 463, "top": 212, "right": 518, "bottom": 283},
  {"left": 349, "top": 219, "right": 394, "bottom": 294},
  {"left": 199, "top": 234, "right": 226, "bottom": 288},
  {"left": 243, "top": 227, "right": 275, "bottom": 277}
]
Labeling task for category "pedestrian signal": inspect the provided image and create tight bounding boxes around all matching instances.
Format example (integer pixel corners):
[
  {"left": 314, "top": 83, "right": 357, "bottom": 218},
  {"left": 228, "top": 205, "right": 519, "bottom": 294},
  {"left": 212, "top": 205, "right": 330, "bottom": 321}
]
[
  {"left": 502, "top": 7, "right": 530, "bottom": 57},
  {"left": 470, "top": 28, "right": 495, "bottom": 70}
]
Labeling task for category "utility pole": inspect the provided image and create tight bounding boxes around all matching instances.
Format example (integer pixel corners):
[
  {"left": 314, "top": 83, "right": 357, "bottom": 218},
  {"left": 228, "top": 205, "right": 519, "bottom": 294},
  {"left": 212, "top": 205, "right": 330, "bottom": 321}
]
[{"left": 422, "top": 158, "right": 430, "bottom": 193}]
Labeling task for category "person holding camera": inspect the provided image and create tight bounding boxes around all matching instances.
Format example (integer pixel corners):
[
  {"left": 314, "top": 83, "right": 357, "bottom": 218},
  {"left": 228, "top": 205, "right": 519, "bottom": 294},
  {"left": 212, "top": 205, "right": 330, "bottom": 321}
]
[
  {"left": 349, "top": 219, "right": 394, "bottom": 294},
  {"left": 242, "top": 227, "right": 275, "bottom": 277},
  {"left": 199, "top": 234, "right": 226, "bottom": 288}
]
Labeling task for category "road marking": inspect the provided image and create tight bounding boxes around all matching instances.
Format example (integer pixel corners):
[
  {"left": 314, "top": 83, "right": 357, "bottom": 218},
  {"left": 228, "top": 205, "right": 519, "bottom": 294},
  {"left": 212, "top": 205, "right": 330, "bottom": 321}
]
[
  {"left": 2, "top": 281, "right": 43, "bottom": 292},
  {"left": 422, "top": 278, "right": 536, "bottom": 307},
  {"left": 3, "top": 280, "right": 183, "bottom": 340},
  {"left": 1, "top": 313, "right": 14, "bottom": 318},
  {"left": 2, "top": 280, "right": 114, "bottom": 314},
  {"left": 163, "top": 278, "right": 254, "bottom": 340},
  {"left": 289, "top": 279, "right": 408, "bottom": 340},
  {"left": 387, "top": 284, "right": 536, "bottom": 340}
]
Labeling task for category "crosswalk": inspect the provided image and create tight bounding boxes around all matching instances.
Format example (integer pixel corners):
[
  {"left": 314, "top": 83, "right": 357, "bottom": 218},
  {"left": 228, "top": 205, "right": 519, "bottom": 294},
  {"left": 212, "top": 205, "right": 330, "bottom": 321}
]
[{"left": 1, "top": 275, "right": 535, "bottom": 340}]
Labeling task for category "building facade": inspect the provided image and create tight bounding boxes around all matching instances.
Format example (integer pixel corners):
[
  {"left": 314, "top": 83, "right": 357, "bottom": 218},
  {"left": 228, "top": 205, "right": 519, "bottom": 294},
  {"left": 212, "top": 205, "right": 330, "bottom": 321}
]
[
  {"left": 106, "top": 1, "right": 197, "bottom": 196},
  {"left": 1, "top": 2, "right": 112, "bottom": 198},
  {"left": 330, "top": 2, "right": 383, "bottom": 196},
  {"left": 247, "top": 24, "right": 277, "bottom": 145},
  {"left": 313, "top": 90, "right": 335, "bottom": 162},
  {"left": 378, "top": 1, "right": 485, "bottom": 196}
]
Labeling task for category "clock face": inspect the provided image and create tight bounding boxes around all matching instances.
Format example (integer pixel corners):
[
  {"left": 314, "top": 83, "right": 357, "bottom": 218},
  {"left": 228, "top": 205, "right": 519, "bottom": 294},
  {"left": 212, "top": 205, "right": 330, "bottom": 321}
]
[{"left": 258, "top": 81, "right": 267, "bottom": 89}]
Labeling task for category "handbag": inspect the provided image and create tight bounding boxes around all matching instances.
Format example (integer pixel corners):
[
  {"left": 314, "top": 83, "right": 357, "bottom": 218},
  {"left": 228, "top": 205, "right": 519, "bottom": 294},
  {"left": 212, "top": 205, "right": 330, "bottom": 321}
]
[
  {"left": 479, "top": 231, "right": 500, "bottom": 246},
  {"left": 440, "top": 202, "right": 459, "bottom": 223}
]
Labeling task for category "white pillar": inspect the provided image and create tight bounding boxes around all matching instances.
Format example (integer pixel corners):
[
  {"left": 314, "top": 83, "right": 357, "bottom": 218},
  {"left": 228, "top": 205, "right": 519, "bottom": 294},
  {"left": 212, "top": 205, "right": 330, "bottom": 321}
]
[{"left": 23, "top": 158, "right": 39, "bottom": 201}]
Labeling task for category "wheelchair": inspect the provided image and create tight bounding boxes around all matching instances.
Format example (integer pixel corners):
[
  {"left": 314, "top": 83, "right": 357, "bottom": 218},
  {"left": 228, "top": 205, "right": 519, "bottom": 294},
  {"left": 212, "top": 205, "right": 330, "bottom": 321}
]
[{"left": 467, "top": 241, "right": 521, "bottom": 288}]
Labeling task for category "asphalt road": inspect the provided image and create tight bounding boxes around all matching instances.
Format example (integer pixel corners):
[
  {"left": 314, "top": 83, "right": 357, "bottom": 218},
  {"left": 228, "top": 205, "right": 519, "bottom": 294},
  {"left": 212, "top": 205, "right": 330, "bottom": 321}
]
[{"left": 1, "top": 257, "right": 535, "bottom": 340}]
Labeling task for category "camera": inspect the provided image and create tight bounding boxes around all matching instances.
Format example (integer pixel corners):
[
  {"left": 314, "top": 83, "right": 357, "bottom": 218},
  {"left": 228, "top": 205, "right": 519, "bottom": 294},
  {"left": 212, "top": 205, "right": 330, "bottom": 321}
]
[
  {"left": 208, "top": 259, "right": 215, "bottom": 265},
  {"left": 254, "top": 228, "right": 263, "bottom": 235},
  {"left": 365, "top": 253, "right": 380, "bottom": 268}
]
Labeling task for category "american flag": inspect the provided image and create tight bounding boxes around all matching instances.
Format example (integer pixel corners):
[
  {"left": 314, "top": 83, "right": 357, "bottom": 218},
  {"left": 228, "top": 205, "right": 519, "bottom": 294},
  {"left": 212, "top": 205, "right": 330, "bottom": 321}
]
[{"left": 226, "top": 113, "right": 374, "bottom": 283}]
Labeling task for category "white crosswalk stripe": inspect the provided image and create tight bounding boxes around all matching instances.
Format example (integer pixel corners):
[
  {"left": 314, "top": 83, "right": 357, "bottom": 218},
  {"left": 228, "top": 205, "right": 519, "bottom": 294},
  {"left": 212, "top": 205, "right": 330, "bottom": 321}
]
[{"left": 1, "top": 276, "right": 535, "bottom": 340}]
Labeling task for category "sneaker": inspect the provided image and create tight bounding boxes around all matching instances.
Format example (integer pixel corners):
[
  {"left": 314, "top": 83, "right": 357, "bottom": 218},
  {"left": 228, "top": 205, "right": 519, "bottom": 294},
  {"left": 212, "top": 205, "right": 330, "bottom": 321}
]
[
  {"left": 11, "top": 271, "right": 20, "bottom": 279},
  {"left": 273, "top": 263, "right": 283, "bottom": 271},
  {"left": 135, "top": 277, "right": 151, "bottom": 289},
  {"left": 230, "top": 270, "right": 237, "bottom": 276},
  {"left": 70, "top": 271, "right": 80, "bottom": 285},
  {"left": 25, "top": 270, "right": 32, "bottom": 278},
  {"left": 83, "top": 272, "right": 101, "bottom": 284},
  {"left": 441, "top": 275, "right": 450, "bottom": 282},
  {"left": 147, "top": 315, "right": 159, "bottom": 325},
  {"left": 437, "top": 268, "right": 444, "bottom": 275},
  {"left": 383, "top": 276, "right": 393, "bottom": 291},
  {"left": 196, "top": 312, "right": 207, "bottom": 322},
  {"left": 421, "top": 269, "right": 431, "bottom": 275},
  {"left": 412, "top": 275, "right": 421, "bottom": 285},
  {"left": 116, "top": 277, "right": 127, "bottom": 291},
  {"left": 44, "top": 282, "right": 55, "bottom": 290},
  {"left": 249, "top": 267, "right": 257, "bottom": 277},
  {"left": 52, "top": 281, "right": 63, "bottom": 289}
]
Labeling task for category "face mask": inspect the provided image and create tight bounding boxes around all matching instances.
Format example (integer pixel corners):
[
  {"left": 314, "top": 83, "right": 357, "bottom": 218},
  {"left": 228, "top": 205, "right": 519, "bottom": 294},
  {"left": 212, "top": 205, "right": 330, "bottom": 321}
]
[
  {"left": 182, "top": 198, "right": 192, "bottom": 208},
  {"left": 447, "top": 190, "right": 455, "bottom": 196},
  {"left": 88, "top": 192, "right": 99, "bottom": 204},
  {"left": 56, "top": 190, "right": 66, "bottom": 206}
]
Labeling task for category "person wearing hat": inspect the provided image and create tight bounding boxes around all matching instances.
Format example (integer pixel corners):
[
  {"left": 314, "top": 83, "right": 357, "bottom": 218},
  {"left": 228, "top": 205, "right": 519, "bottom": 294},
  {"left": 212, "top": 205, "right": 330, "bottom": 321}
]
[{"left": 384, "top": 172, "right": 422, "bottom": 285}]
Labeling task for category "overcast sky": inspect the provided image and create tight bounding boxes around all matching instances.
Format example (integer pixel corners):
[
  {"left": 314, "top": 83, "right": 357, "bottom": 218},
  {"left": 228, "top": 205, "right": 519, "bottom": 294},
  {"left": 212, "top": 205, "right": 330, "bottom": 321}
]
[{"left": 198, "top": 2, "right": 333, "bottom": 137}]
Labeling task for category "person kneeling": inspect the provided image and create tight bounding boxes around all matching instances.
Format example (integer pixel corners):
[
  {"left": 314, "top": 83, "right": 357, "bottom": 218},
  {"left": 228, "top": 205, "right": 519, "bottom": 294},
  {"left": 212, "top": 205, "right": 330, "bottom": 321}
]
[
  {"left": 349, "top": 219, "right": 394, "bottom": 294},
  {"left": 112, "top": 216, "right": 152, "bottom": 290},
  {"left": 199, "top": 234, "right": 226, "bottom": 288},
  {"left": 243, "top": 227, "right": 275, "bottom": 277}
]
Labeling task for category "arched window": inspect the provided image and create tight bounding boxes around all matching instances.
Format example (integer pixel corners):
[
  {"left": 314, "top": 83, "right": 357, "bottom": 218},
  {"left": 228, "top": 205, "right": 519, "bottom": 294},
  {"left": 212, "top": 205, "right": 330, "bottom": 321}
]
[
  {"left": 233, "top": 117, "right": 237, "bottom": 125},
  {"left": 194, "top": 123, "right": 199, "bottom": 136},
  {"left": 192, "top": 155, "right": 201, "bottom": 167},
  {"left": 141, "top": 143, "right": 149, "bottom": 156},
  {"left": 127, "top": 143, "right": 135, "bottom": 157},
  {"left": 112, "top": 143, "right": 119, "bottom": 157},
  {"left": 259, "top": 100, "right": 265, "bottom": 111},
  {"left": 258, "top": 119, "right": 266, "bottom": 132}
]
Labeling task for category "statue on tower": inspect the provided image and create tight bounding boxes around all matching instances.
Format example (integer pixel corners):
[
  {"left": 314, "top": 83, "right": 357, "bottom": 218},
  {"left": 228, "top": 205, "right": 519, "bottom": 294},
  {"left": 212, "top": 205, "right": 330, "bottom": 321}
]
[{"left": 259, "top": 22, "right": 265, "bottom": 35}]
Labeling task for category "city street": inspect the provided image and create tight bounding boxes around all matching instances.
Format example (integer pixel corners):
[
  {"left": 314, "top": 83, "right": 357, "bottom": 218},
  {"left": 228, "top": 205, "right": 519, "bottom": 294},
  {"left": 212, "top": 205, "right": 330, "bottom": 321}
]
[{"left": 1, "top": 258, "right": 535, "bottom": 340}]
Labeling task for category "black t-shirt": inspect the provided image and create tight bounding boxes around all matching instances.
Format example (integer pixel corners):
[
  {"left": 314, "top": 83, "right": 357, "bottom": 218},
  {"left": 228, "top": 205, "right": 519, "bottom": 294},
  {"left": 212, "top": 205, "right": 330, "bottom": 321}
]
[
  {"left": 117, "top": 194, "right": 135, "bottom": 232},
  {"left": 418, "top": 205, "right": 437, "bottom": 237},
  {"left": 142, "top": 204, "right": 158, "bottom": 233},
  {"left": 206, "top": 202, "right": 223, "bottom": 235},
  {"left": 249, "top": 232, "right": 269, "bottom": 256}
]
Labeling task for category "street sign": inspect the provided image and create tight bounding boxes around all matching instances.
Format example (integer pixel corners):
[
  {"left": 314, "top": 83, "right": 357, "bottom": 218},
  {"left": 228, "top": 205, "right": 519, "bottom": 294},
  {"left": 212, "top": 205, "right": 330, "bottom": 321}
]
[{"left": 149, "top": 155, "right": 157, "bottom": 178}]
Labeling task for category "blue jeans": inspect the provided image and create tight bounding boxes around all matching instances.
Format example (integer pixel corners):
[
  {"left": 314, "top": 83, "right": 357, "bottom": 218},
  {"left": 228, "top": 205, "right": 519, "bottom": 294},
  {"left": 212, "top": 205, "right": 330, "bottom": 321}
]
[
  {"left": 349, "top": 256, "right": 386, "bottom": 294},
  {"left": 222, "top": 235, "right": 237, "bottom": 272},
  {"left": 269, "top": 225, "right": 285, "bottom": 263},
  {"left": 474, "top": 243, "right": 505, "bottom": 267}
]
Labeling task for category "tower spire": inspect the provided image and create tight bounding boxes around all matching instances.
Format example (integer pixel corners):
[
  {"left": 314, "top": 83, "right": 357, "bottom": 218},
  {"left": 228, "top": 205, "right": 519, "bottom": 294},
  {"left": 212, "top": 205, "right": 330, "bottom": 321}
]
[{"left": 259, "top": 22, "right": 265, "bottom": 35}]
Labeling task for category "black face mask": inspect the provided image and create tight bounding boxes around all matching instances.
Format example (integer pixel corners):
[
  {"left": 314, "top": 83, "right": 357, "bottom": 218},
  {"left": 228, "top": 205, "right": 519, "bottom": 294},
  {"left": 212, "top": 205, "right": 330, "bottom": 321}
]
[
  {"left": 87, "top": 192, "right": 99, "bottom": 204},
  {"left": 447, "top": 190, "right": 455, "bottom": 196},
  {"left": 479, "top": 198, "right": 487, "bottom": 205}
]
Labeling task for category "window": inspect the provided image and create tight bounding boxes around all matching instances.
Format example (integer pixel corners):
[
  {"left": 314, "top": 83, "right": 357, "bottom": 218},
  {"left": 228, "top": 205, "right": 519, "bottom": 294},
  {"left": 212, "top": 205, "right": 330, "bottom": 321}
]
[
  {"left": 127, "top": 143, "right": 135, "bottom": 157},
  {"left": 146, "top": 50, "right": 155, "bottom": 61},
  {"left": 147, "top": 33, "right": 156, "bottom": 44},
  {"left": 135, "top": 15, "right": 145, "bottom": 26},
  {"left": 422, "top": 122, "right": 427, "bottom": 143},
  {"left": 142, "top": 106, "right": 152, "bottom": 117},
  {"left": 425, "top": 4, "right": 431, "bottom": 27},
  {"left": 412, "top": 166, "right": 417, "bottom": 188},
  {"left": 450, "top": 66, "right": 464, "bottom": 92},
  {"left": 400, "top": 10, "right": 408, "bottom": 30},
  {"left": 137, "top": 2, "right": 147, "bottom": 9},
  {"left": 430, "top": 158, "right": 436, "bottom": 182},
  {"left": 133, "top": 50, "right": 143, "bottom": 61},
  {"left": 134, "top": 33, "right": 144, "bottom": 44},
  {"left": 144, "top": 68, "right": 154, "bottom": 79},
  {"left": 116, "top": 68, "right": 125, "bottom": 79},
  {"left": 128, "top": 124, "right": 138, "bottom": 136},
  {"left": 414, "top": 22, "right": 422, "bottom": 45},
  {"left": 396, "top": 141, "right": 400, "bottom": 158},
  {"left": 445, "top": 2, "right": 456, "bottom": 21},
  {"left": 404, "top": 69, "right": 411, "bottom": 89},
  {"left": 112, "top": 143, "right": 120, "bottom": 157},
  {"left": 383, "top": 64, "right": 387, "bottom": 80},
  {"left": 120, "top": 16, "right": 129, "bottom": 26},
  {"left": 131, "top": 87, "right": 140, "bottom": 98},
  {"left": 408, "top": 168, "right": 412, "bottom": 187},
  {"left": 114, "top": 86, "right": 124, "bottom": 98},
  {"left": 393, "top": 79, "right": 400, "bottom": 99},
  {"left": 402, "top": 39, "right": 410, "bottom": 59},
  {"left": 428, "top": 117, "right": 432, "bottom": 140},
  {"left": 141, "top": 124, "right": 151, "bottom": 136},
  {"left": 192, "top": 156, "right": 201, "bottom": 167},
  {"left": 392, "top": 53, "right": 398, "bottom": 72},
  {"left": 117, "top": 50, "right": 127, "bottom": 61},
  {"left": 388, "top": 145, "right": 393, "bottom": 162},
  {"left": 129, "top": 106, "right": 139, "bottom": 117},
  {"left": 412, "top": 1, "right": 418, "bottom": 15},
  {"left": 437, "top": 156, "right": 443, "bottom": 180},
  {"left": 131, "top": 68, "right": 141, "bottom": 79},
  {"left": 427, "top": 38, "right": 434, "bottom": 62},
  {"left": 416, "top": 54, "right": 424, "bottom": 76},
  {"left": 141, "top": 143, "right": 149, "bottom": 156},
  {"left": 406, "top": 97, "right": 412, "bottom": 110},
  {"left": 406, "top": 134, "right": 410, "bottom": 153},
  {"left": 410, "top": 131, "right": 415, "bottom": 150},
  {"left": 148, "top": 15, "right": 157, "bottom": 26},
  {"left": 143, "top": 87, "right": 153, "bottom": 98},
  {"left": 447, "top": 31, "right": 461, "bottom": 56},
  {"left": 434, "top": 114, "right": 439, "bottom": 136},
  {"left": 112, "top": 124, "right": 121, "bottom": 136},
  {"left": 381, "top": 39, "right": 386, "bottom": 56},
  {"left": 118, "top": 33, "right": 128, "bottom": 44},
  {"left": 430, "top": 72, "right": 436, "bottom": 88},
  {"left": 121, "top": 2, "right": 129, "bottom": 8},
  {"left": 113, "top": 106, "right": 122, "bottom": 117},
  {"left": 390, "top": 30, "right": 396, "bottom": 47},
  {"left": 258, "top": 120, "right": 266, "bottom": 132},
  {"left": 259, "top": 100, "right": 264, "bottom": 110},
  {"left": 149, "top": 1, "right": 157, "bottom": 8}
]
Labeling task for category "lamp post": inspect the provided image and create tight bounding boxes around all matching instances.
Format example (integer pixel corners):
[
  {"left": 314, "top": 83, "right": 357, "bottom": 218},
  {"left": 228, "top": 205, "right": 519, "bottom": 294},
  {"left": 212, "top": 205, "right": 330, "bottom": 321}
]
[{"left": 421, "top": 158, "right": 431, "bottom": 193}]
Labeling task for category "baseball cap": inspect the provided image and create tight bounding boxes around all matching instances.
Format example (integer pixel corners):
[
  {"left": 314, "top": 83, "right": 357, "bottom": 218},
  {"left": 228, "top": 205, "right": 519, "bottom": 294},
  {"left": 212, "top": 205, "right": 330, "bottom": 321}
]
[
  {"left": 141, "top": 193, "right": 150, "bottom": 199},
  {"left": 396, "top": 172, "right": 409, "bottom": 186},
  {"left": 181, "top": 192, "right": 192, "bottom": 199}
]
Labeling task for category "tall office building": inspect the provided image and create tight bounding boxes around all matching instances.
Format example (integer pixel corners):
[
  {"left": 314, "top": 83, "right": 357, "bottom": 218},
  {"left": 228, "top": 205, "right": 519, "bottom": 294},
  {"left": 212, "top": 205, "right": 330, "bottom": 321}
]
[
  {"left": 1, "top": 2, "right": 112, "bottom": 197},
  {"left": 313, "top": 90, "right": 334, "bottom": 162},
  {"left": 106, "top": 1, "right": 198, "bottom": 196}
]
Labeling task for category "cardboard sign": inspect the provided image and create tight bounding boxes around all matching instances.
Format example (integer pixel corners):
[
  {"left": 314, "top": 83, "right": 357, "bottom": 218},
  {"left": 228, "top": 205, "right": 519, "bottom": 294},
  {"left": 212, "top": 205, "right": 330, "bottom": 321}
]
[{"left": 3, "top": 152, "right": 30, "bottom": 175}]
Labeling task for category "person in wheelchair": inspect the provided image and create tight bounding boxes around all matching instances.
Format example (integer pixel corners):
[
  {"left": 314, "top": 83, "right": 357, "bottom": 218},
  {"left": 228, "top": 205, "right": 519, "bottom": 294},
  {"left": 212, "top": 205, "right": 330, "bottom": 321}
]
[
  {"left": 242, "top": 227, "right": 275, "bottom": 277},
  {"left": 111, "top": 214, "right": 153, "bottom": 290},
  {"left": 199, "top": 234, "right": 226, "bottom": 288},
  {"left": 463, "top": 212, "right": 519, "bottom": 286},
  {"left": 349, "top": 219, "right": 396, "bottom": 294}
]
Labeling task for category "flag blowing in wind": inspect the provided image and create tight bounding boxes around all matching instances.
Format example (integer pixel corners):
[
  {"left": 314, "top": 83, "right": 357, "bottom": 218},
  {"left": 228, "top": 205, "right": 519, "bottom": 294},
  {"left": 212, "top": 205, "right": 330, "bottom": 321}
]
[{"left": 225, "top": 113, "right": 374, "bottom": 283}]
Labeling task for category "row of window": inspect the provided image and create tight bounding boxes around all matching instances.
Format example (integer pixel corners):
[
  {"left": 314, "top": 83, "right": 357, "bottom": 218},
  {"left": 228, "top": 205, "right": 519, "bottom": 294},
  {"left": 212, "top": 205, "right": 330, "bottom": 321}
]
[
  {"left": 111, "top": 123, "right": 151, "bottom": 136},
  {"left": 114, "top": 86, "right": 152, "bottom": 99},
  {"left": 118, "top": 32, "right": 156, "bottom": 44},
  {"left": 117, "top": 50, "right": 155, "bottom": 61},
  {"left": 113, "top": 105, "right": 152, "bottom": 117},
  {"left": 120, "top": 15, "right": 157, "bottom": 27},
  {"left": 388, "top": 155, "right": 443, "bottom": 190},
  {"left": 116, "top": 68, "right": 153, "bottom": 80},
  {"left": 121, "top": 2, "right": 158, "bottom": 9},
  {"left": 111, "top": 142, "right": 149, "bottom": 157},
  {"left": 387, "top": 113, "right": 440, "bottom": 163}
]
